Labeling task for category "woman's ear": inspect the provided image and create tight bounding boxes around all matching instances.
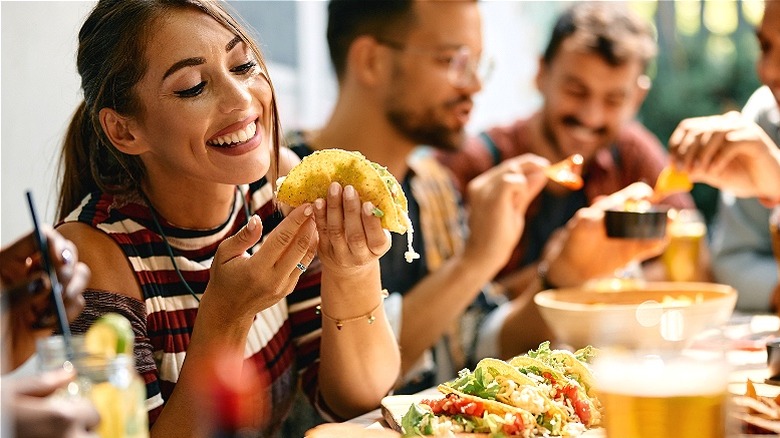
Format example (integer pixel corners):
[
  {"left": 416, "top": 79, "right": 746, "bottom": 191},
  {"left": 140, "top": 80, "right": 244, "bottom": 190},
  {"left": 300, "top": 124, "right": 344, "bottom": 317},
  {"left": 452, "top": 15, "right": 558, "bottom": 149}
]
[{"left": 99, "top": 108, "right": 147, "bottom": 155}]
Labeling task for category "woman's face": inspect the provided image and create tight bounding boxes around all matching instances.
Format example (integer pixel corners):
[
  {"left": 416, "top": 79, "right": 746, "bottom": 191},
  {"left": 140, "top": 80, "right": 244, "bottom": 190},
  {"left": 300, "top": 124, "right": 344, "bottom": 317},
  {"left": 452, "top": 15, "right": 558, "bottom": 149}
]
[{"left": 129, "top": 8, "right": 274, "bottom": 188}]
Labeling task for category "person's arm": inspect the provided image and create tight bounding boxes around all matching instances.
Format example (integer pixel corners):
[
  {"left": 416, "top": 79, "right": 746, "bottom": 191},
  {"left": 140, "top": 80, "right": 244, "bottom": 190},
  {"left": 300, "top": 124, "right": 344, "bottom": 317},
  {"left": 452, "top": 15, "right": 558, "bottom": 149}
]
[
  {"left": 711, "top": 195, "right": 777, "bottom": 312},
  {"left": 398, "top": 155, "right": 548, "bottom": 374},
  {"left": 309, "top": 183, "right": 399, "bottom": 419}
]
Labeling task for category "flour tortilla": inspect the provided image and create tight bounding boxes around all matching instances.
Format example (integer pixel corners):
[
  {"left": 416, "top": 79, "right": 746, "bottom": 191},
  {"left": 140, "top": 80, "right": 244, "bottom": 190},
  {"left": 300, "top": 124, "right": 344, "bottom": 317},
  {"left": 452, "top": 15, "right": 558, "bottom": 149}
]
[{"left": 276, "top": 149, "right": 410, "bottom": 234}]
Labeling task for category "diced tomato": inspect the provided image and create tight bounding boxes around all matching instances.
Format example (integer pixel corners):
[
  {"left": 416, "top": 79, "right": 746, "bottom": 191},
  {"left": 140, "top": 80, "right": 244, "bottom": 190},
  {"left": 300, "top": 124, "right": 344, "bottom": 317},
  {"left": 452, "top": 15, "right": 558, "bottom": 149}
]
[
  {"left": 422, "top": 394, "right": 486, "bottom": 417},
  {"left": 561, "top": 385, "right": 591, "bottom": 424},
  {"left": 502, "top": 416, "right": 525, "bottom": 435},
  {"left": 542, "top": 372, "right": 557, "bottom": 386}
]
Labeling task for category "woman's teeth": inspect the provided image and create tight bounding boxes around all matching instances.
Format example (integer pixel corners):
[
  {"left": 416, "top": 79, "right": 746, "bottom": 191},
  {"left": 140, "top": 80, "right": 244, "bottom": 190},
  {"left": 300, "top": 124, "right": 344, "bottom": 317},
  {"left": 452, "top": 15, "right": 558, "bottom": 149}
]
[{"left": 209, "top": 121, "right": 257, "bottom": 146}]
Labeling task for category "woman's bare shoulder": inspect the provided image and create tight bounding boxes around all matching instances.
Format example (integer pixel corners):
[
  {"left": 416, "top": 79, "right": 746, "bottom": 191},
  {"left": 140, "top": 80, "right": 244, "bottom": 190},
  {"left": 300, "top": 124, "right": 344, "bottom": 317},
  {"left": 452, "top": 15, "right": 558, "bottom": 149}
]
[{"left": 57, "top": 221, "right": 143, "bottom": 300}]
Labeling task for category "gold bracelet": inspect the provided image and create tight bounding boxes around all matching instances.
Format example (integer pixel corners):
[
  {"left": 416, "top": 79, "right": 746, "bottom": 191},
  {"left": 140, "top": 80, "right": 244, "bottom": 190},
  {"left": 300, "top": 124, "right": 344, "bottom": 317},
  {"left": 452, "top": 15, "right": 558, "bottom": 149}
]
[{"left": 316, "top": 289, "right": 389, "bottom": 330}]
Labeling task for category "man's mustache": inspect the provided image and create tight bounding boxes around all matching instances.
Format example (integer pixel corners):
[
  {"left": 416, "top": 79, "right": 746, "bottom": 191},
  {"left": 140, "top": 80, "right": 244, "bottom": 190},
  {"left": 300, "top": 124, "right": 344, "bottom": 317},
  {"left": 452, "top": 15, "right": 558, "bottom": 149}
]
[{"left": 562, "top": 116, "right": 608, "bottom": 136}]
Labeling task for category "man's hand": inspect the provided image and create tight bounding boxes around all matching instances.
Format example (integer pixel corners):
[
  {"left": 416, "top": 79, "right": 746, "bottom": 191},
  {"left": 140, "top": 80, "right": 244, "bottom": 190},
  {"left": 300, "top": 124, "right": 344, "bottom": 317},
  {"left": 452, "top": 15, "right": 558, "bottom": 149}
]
[
  {"left": 464, "top": 154, "right": 549, "bottom": 273},
  {"left": 543, "top": 183, "right": 668, "bottom": 287},
  {"left": 669, "top": 111, "right": 780, "bottom": 201}
]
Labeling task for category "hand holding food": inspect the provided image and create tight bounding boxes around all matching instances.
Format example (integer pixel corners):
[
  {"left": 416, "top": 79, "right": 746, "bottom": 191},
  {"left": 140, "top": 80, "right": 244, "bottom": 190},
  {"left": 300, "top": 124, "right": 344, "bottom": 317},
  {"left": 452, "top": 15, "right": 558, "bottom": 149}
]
[
  {"left": 668, "top": 111, "right": 780, "bottom": 201},
  {"left": 277, "top": 148, "right": 415, "bottom": 262},
  {"left": 464, "top": 154, "right": 548, "bottom": 269},
  {"left": 542, "top": 183, "right": 668, "bottom": 287}
]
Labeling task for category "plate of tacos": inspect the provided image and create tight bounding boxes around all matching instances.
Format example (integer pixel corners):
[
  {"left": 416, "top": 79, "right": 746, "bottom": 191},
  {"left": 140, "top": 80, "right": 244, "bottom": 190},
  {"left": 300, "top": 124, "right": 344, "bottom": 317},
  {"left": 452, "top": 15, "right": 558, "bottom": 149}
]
[{"left": 385, "top": 342, "right": 603, "bottom": 437}]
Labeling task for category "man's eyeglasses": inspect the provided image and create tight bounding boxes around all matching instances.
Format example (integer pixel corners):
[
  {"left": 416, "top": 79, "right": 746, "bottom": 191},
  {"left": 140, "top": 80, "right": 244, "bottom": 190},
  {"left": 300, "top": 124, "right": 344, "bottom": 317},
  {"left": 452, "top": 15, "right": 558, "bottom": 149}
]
[{"left": 376, "top": 38, "right": 494, "bottom": 89}]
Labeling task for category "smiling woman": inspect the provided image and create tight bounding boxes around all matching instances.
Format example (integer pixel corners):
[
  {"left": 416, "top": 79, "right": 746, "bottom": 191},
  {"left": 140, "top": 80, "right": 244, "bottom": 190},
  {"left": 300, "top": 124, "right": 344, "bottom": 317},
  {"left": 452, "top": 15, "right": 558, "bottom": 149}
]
[{"left": 50, "top": 1, "right": 400, "bottom": 436}]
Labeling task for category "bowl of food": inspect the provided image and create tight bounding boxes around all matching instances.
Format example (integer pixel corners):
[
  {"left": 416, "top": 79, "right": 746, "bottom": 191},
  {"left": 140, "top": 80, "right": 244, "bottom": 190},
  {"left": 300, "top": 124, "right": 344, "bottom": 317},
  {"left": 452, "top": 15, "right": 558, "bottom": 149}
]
[
  {"left": 604, "top": 204, "right": 669, "bottom": 239},
  {"left": 534, "top": 281, "right": 737, "bottom": 350}
]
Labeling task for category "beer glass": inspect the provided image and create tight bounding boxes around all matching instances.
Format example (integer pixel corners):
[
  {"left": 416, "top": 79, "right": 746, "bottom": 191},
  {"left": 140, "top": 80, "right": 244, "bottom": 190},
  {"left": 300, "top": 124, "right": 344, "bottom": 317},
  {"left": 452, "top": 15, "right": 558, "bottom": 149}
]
[
  {"left": 594, "top": 350, "right": 729, "bottom": 438},
  {"left": 662, "top": 208, "right": 706, "bottom": 282}
]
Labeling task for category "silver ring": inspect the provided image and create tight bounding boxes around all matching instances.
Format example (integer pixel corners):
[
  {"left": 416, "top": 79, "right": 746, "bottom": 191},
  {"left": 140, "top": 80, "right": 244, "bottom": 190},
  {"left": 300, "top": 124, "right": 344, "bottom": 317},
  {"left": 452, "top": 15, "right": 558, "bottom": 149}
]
[{"left": 296, "top": 262, "right": 307, "bottom": 273}]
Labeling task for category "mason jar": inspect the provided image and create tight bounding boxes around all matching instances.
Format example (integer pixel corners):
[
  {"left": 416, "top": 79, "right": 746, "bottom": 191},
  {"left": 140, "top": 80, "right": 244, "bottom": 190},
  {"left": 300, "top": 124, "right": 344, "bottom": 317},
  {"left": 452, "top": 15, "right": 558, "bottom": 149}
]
[{"left": 36, "top": 335, "right": 148, "bottom": 438}]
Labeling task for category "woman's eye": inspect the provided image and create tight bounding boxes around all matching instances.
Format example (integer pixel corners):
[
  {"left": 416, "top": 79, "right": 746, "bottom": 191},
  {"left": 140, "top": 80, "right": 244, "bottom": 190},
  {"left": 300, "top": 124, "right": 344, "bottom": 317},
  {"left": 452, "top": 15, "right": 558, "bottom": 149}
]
[
  {"left": 232, "top": 60, "right": 258, "bottom": 75},
  {"left": 174, "top": 81, "right": 206, "bottom": 98}
]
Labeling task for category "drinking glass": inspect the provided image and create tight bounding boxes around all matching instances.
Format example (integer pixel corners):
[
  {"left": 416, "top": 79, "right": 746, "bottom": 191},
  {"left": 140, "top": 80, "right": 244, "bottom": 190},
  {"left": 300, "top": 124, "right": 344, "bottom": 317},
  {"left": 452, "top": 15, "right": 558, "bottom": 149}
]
[
  {"left": 37, "top": 335, "right": 148, "bottom": 438},
  {"left": 593, "top": 350, "right": 731, "bottom": 438},
  {"left": 661, "top": 208, "right": 707, "bottom": 282}
]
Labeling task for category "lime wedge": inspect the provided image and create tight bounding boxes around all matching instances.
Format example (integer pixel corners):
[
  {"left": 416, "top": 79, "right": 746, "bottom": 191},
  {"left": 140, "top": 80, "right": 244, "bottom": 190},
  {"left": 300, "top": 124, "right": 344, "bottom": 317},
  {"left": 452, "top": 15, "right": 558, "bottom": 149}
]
[{"left": 85, "top": 313, "right": 134, "bottom": 357}]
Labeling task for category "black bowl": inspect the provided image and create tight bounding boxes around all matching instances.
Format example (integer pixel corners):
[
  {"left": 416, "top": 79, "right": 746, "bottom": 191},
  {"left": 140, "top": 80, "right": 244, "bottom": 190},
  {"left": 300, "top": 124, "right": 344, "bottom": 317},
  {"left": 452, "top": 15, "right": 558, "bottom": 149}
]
[{"left": 604, "top": 208, "right": 668, "bottom": 239}]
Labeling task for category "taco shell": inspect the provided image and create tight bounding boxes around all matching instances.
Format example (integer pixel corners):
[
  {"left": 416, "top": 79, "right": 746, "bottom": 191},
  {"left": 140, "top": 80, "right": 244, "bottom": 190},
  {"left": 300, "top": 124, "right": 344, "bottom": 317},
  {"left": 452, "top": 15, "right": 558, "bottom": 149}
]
[{"left": 276, "top": 148, "right": 410, "bottom": 234}]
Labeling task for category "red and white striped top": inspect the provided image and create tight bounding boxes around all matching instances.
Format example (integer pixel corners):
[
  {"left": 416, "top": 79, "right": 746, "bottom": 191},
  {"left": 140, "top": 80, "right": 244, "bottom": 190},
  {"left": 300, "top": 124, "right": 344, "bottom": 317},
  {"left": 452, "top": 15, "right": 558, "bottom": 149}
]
[{"left": 61, "top": 178, "right": 331, "bottom": 434}]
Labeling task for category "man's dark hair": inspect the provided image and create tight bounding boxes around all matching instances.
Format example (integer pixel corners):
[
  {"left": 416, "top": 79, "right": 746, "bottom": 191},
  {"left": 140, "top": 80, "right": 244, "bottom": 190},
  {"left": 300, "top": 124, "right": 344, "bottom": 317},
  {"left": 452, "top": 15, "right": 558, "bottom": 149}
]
[
  {"left": 327, "top": 0, "right": 415, "bottom": 80},
  {"left": 542, "top": 2, "right": 657, "bottom": 70}
]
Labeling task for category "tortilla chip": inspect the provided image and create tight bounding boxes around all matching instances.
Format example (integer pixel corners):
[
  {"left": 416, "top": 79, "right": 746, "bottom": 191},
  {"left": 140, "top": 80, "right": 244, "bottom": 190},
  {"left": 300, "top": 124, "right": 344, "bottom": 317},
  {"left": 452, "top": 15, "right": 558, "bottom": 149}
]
[{"left": 276, "top": 149, "right": 410, "bottom": 234}]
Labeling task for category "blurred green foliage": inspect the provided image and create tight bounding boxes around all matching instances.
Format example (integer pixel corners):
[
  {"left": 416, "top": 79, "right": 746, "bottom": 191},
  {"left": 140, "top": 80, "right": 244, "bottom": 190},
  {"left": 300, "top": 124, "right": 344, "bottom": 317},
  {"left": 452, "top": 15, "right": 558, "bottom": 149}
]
[{"left": 636, "top": 2, "right": 762, "bottom": 226}]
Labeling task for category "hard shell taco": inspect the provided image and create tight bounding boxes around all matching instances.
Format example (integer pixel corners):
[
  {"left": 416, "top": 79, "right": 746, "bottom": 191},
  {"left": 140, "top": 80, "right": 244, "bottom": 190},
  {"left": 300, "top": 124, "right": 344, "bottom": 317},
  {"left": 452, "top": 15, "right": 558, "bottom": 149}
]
[
  {"left": 276, "top": 148, "right": 419, "bottom": 262},
  {"left": 276, "top": 148, "right": 410, "bottom": 233},
  {"left": 440, "top": 359, "right": 569, "bottom": 435},
  {"left": 400, "top": 390, "right": 537, "bottom": 437},
  {"left": 507, "top": 355, "right": 600, "bottom": 427}
]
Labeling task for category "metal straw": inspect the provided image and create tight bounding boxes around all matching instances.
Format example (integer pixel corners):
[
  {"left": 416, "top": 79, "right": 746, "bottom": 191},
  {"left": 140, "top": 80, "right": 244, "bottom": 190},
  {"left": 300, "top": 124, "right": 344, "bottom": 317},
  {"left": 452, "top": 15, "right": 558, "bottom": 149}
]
[{"left": 25, "top": 191, "right": 73, "bottom": 361}]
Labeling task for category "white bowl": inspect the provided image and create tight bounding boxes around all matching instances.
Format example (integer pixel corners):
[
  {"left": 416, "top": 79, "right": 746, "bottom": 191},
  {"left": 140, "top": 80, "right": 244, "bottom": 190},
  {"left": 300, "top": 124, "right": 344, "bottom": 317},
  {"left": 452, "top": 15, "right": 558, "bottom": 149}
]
[{"left": 534, "top": 281, "right": 737, "bottom": 350}]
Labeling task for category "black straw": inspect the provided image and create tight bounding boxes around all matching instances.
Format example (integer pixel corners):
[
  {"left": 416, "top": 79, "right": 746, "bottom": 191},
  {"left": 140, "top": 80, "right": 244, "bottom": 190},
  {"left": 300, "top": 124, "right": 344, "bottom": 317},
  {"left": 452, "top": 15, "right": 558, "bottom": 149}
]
[{"left": 25, "top": 191, "right": 73, "bottom": 361}]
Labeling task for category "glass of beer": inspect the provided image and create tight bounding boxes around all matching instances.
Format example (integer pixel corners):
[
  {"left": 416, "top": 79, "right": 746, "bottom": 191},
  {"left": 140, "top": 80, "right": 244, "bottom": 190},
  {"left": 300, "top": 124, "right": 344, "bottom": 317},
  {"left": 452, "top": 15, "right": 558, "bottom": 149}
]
[
  {"left": 594, "top": 350, "right": 730, "bottom": 438},
  {"left": 662, "top": 208, "right": 707, "bottom": 282}
]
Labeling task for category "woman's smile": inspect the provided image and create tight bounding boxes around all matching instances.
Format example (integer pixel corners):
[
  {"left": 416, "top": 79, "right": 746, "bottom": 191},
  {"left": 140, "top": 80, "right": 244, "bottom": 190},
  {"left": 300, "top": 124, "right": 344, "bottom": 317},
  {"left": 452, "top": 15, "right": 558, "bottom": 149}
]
[{"left": 206, "top": 117, "right": 262, "bottom": 156}]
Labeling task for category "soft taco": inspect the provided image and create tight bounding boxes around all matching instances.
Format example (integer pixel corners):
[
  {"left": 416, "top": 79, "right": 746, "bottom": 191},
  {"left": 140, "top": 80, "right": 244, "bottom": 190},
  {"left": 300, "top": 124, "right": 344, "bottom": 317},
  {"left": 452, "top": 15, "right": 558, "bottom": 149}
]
[
  {"left": 439, "top": 359, "right": 569, "bottom": 435},
  {"left": 400, "top": 390, "right": 537, "bottom": 437},
  {"left": 276, "top": 148, "right": 418, "bottom": 261}
]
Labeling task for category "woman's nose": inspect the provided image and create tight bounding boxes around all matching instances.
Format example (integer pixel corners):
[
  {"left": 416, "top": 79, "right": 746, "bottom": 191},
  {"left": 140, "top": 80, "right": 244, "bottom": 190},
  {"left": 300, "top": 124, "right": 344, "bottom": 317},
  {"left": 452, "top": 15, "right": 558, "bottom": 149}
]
[{"left": 218, "top": 76, "right": 253, "bottom": 114}]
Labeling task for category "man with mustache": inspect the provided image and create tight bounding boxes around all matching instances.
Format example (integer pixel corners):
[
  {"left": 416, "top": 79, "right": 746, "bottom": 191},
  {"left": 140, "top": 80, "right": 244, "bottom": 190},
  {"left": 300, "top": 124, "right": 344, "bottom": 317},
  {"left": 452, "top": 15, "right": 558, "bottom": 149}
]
[
  {"left": 287, "top": 0, "right": 548, "bottom": 396},
  {"left": 438, "top": 2, "right": 699, "bottom": 356}
]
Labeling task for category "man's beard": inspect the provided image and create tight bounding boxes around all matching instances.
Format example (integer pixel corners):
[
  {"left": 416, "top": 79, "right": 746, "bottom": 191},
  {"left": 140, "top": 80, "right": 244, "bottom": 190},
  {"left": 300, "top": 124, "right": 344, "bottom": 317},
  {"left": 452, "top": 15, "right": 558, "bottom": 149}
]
[{"left": 386, "top": 107, "right": 464, "bottom": 151}]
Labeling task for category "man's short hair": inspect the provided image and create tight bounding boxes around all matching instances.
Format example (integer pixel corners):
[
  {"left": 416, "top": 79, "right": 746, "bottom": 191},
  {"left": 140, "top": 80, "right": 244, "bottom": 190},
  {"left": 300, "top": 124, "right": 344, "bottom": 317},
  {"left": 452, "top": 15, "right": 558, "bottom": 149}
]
[
  {"left": 326, "top": 0, "right": 415, "bottom": 80},
  {"left": 542, "top": 2, "right": 657, "bottom": 70}
]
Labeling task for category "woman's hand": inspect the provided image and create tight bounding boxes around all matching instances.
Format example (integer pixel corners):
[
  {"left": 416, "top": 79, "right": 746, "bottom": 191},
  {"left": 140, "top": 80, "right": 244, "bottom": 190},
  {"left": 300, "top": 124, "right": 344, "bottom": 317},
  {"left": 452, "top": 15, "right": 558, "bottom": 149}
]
[
  {"left": 312, "top": 182, "right": 390, "bottom": 279},
  {"left": 205, "top": 205, "right": 318, "bottom": 319}
]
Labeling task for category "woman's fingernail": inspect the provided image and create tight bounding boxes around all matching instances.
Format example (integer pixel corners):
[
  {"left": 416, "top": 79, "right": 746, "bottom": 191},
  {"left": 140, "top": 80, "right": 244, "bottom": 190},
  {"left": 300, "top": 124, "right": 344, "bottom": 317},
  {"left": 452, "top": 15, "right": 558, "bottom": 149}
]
[
  {"left": 344, "top": 185, "right": 356, "bottom": 200},
  {"left": 329, "top": 182, "right": 340, "bottom": 196},
  {"left": 304, "top": 204, "right": 313, "bottom": 216},
  {"left": 315, "top": 198, "right": 325, "bottom": 211},
  {"left": 247, "top": 214, "right": 259, "bottom": 231},
  {"left": 363, "top": 202, "right": 374, "bottom": 216}
]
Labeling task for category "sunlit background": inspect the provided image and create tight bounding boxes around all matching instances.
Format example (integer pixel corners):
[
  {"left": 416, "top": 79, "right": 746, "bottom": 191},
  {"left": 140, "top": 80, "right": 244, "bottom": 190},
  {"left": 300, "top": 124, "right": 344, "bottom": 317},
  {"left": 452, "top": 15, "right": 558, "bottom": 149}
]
[{"left": 0, "top": 0, "right": 765, "bottom": 243}]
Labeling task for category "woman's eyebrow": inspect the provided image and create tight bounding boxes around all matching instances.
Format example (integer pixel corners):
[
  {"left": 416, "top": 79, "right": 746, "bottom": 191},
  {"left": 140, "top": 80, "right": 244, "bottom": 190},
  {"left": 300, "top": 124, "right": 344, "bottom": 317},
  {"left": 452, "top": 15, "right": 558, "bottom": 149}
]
[
  {"left": 226, "top": 35, "right": 242, "bottom": 52},
  {"left": 163, "top": 57, "right": 206, "bottom": 80},
  {"left": 162, "top": 36, "right": 244, "bottom": 80}
]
